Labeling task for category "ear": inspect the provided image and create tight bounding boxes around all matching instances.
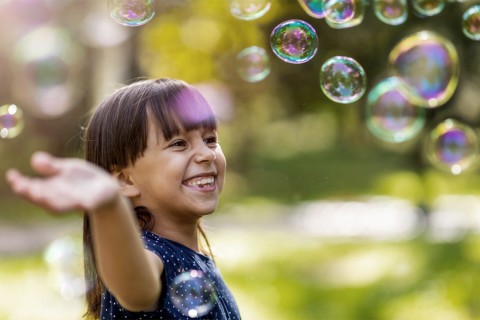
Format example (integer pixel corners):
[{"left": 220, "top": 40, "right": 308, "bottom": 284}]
[{"left": 112, "top": 169, "right": 141, "bottom": 198}]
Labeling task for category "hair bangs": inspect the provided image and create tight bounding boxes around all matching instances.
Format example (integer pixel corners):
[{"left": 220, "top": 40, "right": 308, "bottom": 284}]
[{"left": 148, "top": 85, "right": 217, "bottom": 141}]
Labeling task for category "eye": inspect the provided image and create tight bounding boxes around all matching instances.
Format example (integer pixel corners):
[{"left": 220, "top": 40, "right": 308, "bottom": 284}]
[
  {"left": 204, "top": 136, "right": 218, "bottom": 146},
  {"left": 168, "top": 140, "right": 187, "bottom": 148}
]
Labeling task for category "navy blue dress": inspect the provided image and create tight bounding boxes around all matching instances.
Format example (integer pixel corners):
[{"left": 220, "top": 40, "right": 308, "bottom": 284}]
[{"left": 100, "top": 231, "right": 241, "bottom": 319}]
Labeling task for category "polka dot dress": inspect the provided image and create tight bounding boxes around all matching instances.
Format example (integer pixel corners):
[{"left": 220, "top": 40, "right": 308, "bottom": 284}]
[{"left": 100, "top": 231, "right": 241, "bottom": 319}]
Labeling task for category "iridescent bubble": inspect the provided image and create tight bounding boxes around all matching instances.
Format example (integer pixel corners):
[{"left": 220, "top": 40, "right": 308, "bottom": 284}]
[
  {"left": 44, "top": 237, "right": 85, "bottom": 300},
  {"left": 236, "top": 46, "right": 271, "bottom": 82},
  {"left": 425, "top": 119, "right": 479, "bottom": 175},
  {"left": 374, "top": 0, "right": 408, "bottom": 26},
  {"left": 324, "top": 0, "right": 355, "bottom": 24},
  {"left": 12, "top": 26, "right": 84, "bottom": 118},
  {"left": 463, "top": 5, "right": 480, "bottom": 41},
  {"left": 108, "top": 0, "right": 155, "bottom": 27},
  {"left": 324, "top": 0, "right": 365, "bottom": 29},
  {"left": 270, "top": 19, "right": 318, "bottom": 64},
  {"left": 297, "top": 0, "right": 326, "bottom": 18},
  {"left": 229, "top": 0, "right": 272, "bottom": 20},
  {"left": 320, "top": 56, "right": 367, "bottom": 104},
  {"left": 0, "top": 104, "right": 24, "bottom": 139},
  {"left": 411, "top": 0, "right": 445, "bottom": 17},
  {"left": 366, "top": 77, "right": 426, "bottom": 143},
  {"left": 170, "top": 270, "right": 217, "bottom": 318},
  {"left": 389, "top": 31, "right": 459, "bottom": 108}
]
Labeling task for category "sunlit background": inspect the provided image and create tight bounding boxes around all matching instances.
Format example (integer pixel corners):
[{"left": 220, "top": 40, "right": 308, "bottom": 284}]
[{"left": 2, "top": 0, "right": 480, "bottom": 319}]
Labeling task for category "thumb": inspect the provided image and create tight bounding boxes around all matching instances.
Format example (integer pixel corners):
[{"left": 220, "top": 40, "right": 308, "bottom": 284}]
[{"left": 30, "top": 151, "right": 61, "bottom": 176}]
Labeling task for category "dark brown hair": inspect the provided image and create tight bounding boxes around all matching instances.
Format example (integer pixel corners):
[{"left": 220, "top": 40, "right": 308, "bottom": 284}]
[{"left": 82, "top": 78, "right": 217, "bottom": 319}]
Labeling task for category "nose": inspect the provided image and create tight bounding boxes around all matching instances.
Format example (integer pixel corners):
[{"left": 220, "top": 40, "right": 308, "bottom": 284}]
[{"left": 195, "top": 143, "right": 216, "bottom": 163}]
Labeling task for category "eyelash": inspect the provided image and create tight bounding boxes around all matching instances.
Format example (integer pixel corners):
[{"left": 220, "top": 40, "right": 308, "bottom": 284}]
[{"left": 168, "top": 136, "right": 218, "bottom": 148}]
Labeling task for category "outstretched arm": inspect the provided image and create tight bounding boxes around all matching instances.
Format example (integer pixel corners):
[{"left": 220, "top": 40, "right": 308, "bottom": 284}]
[{"left": 6, "top": 152, "right": 162, "bottom": 311}]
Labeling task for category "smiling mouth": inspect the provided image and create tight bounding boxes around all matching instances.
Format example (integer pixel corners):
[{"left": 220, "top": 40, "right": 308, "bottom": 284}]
[{"left": 183, "top": 176, "right": 216, "bottom": 189}]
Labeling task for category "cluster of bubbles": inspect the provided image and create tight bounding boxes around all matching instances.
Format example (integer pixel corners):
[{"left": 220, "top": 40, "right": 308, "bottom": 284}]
[
  {"left": 170, "top": 270, "right": 217, "bottom": 318},
  {"left": 229, "top": 0, "right": 480, "bottom": 174},
  {"left": 368, "top": 30, "right": 475, "bottom": 174}
]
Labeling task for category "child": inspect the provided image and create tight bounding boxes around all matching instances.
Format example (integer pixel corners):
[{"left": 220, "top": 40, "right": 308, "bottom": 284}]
[{"left": 5, "top": 78, "right": 241, "bottom": 320}]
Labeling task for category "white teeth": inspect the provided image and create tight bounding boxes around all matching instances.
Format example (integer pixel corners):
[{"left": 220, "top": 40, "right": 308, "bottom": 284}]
[{"left": 186, "top": 176, "right": 215, "bottom": 187}]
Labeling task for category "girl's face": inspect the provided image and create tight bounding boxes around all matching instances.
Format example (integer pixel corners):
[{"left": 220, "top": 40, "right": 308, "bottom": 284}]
[{"left": 124, "top": 118, "right": 226, "bottom": 222}]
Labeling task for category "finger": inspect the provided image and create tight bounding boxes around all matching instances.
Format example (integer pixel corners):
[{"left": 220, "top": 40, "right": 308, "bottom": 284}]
[
  {"left": 5, "top": 169, "right": 21, "bottom": 185},
  {"left": 30, "top": 151, "right": 61, "bottom": 176}
]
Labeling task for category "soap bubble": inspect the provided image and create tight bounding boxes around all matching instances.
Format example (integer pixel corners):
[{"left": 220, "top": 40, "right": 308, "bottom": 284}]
[
  {"left": 411, "top": 0, "right": 445, "bottom": 17},
  {"left": 170, "top": 270, "right": 217, "bottom": 318},
  {"left": 229, "top": 0, "right": 271, "bottom": 20},
  {"left": 297, "top": 0, "right": 326, "bottom": 18},
  {"left": 12, "top": 25, "right": 84, "bottom": 118},
  {"left": 324, "top": 0, "right": 355, "bottom": 24},
  {"left": 425, "top": 119, "right": 479, "bottom": 175},
  {"left": 298, "top": 0, "right": 325, "bottom": 19},
  {"left": 320, "top": 56, "right": 367, "bottom": 104},
  {"left": 366, "top": 77, "right": 426, "bottom": 143},
  {"left": 373, "top": 0, "right": 408, "bottom": 26},
  {"left": 0, "top": 104, "right": 24, "bottom": 139},
  {"left": 324, "top": 0, "right": 365, "bottom": 29},
  {"left": 44, "top": 236, "right": 85, "bottom": 300},
  {"left": 462, "top": 5, "right": 480, "bottom": 41},
  {"left": 270, "top": 19, "right": 318, "bottom": 64},
  {"left": 108, "top": 0, "right": 155, "bottom": 27},
  {"left": 389, "top": 31, "right": 459, "bottom": 108},
  {"left": 236, "top": 46, "right": 271, "bottom": 82}
]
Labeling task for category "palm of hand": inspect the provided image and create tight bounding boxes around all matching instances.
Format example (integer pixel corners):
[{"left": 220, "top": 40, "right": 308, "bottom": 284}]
[{"left": 6, "top": 152, "right": 120, "bottom": 213}]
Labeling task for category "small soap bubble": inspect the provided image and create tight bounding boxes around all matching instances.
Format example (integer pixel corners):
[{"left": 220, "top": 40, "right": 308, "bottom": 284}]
[
  {"left": 366, "top": 77, "right": 426, "bottom": 143},
  {"left": 373, "top": 0, "right": 408, "bottom": 26},
  {"left": 170, "top": 270, "right": 217, "bottom": 318},
  {"left": 389, "top": 31, "right": 459, "bottom": 108},
  {"left": 319, "top": 56, "right": 367, "bottom": 104},
  {"left": 462, "top": 5, "right": 480, "bottom": 41},
  {"left": 324, "top": 0, "right": 355, "bottom": 24},
  {"left": 324, "top": 0, "right": 365, "bottom": 29},
  {"left": 411, "top": 0, "right": 445, "bottom": 17},
  {"left": 108, "top": 0, "right": 155, "bottom": 27},
  {"left": 44, "top": 236, "right": 85, "bottom": 300},
  {"left": 297, "top": 0, "right": 326, "bottom": 18},
  {"left": 0, "top": 104, "right": 24, "bottom": 139},
  {"left": 236, "top": 46, "right": 271, "bottom": 82},
  {"left": 270, "top": 19, "right": 318, "bottom": 64},
  {"left": 229, "top": 0, "right": 271, "bottom": 20},
  {"left": 425, "top": 119, "right": 479, "bottom": 175}
]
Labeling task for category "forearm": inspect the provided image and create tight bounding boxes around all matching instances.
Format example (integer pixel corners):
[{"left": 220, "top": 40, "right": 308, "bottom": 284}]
[{"left": 89, "top": 195, "right": 161, "bottom": 311}]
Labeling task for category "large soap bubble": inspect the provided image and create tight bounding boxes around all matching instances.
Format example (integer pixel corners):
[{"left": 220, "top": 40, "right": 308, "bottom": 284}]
[
  {"left": 366, "top": 77, "right": 425, "bottom": 143},
  {"left": 297, "top": 0, "right": 326, "bottom": 18},
  {"left": 170, "top": 270, "right": 217, "bottom": 318},
  {"left": 373, "top": 0, "right": 408, "bottom": 26},
  {"left": 229, "top": 0, "right": 272, "bottom": 20},
  {"left": 320, "top": 56, "right": 366, "bottom": 104},
  {"left": 425, "top": 119, "right": 479, "bottom": 175},
  {"left": 270, "top": 19, "right": 319, "bottom": 64},
  {"left": 324, "top": 0, "right": 365, "bottom": 29},
  {"left": 389, "top": 31, "right": 459, "bottom": 108},
  {"left": 108, "top": 0, "right": 155, "bottom": 27},
  {"left": 463, "top": 5, "right": 480, "bottom": 41},
  {"left": 236, "top": 46, "right": 271, "bottom": 82}
]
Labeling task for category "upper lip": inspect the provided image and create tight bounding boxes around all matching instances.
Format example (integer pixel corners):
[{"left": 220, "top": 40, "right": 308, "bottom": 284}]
[{"left": 183, "top": 172, "right": 217, "bottom": 182}]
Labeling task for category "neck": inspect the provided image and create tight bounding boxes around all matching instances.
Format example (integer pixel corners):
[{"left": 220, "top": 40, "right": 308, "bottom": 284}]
[{"left": 151, "top": 219, "right": 200, "bottom": 252}]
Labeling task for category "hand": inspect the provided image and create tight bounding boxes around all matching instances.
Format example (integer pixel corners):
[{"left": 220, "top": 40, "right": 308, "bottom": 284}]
[{"left": 5, "top": 151, "right": 120, "bottom": 213}]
